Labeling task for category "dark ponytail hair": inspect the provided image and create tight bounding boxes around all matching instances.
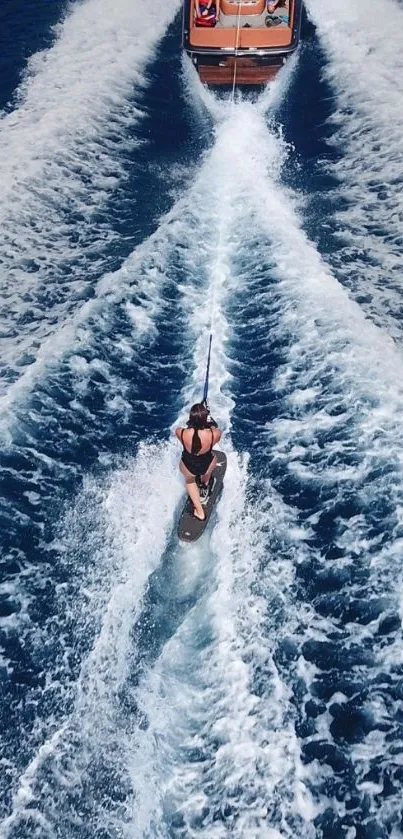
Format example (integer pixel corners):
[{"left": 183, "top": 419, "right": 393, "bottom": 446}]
[{"left": 187, "top": 403, "right": 209, "bottom": 454}]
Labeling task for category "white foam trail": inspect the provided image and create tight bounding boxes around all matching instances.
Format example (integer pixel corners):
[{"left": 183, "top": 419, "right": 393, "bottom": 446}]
[
  {"left": 121, "top": 107, "right": 316, "bottom": 837},
  {"left": 74, "top": 444, "right": 182, "bottom": 720},
  {"left": 0, "top": 442, "right": 183, "bottom": 838},
  {"left": 181, "top": 53, "right": 226, "bottom": 123},
  {"left": 305, "top": 0, "right": 403, "bottom": 95},
  {"left": 257, "top": 51, "right": 299, "bottom": 115},
  {"left": 304, "top": 0, "right": 403, "bottom": 338},
  {"left": 0, "top": 0, "right": 181, "bottom": 388}
]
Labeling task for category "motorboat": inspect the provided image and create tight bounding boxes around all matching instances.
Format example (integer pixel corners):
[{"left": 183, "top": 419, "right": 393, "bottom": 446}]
[{"left": 182, "top": 0, "right": 303, "bottom": 85}]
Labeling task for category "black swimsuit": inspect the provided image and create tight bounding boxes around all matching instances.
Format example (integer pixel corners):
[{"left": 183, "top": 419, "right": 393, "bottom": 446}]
[{"left": 181, "top": 428, "right": 214, "bottom": 476}]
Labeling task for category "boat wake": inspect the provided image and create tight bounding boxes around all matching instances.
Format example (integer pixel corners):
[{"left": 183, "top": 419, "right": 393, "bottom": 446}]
[
  {"left": 304, "top": 0, "right": 403, "bottom": 341},
  {"left": 0, "top": 0, "right": 181, "bottom": 394}
]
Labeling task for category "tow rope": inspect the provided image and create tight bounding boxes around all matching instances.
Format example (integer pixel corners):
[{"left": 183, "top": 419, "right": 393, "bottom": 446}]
[
  {"left": 231, "top": 1, "right": 242, "bottom": 102},
  {"left": 202, "top": 333, "right": 213, "bottom": 405}
]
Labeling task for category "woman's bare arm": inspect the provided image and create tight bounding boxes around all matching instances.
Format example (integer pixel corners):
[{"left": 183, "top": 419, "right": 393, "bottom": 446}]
[{"left": 213, "top": 427, "right": 222, "bottom": 444}]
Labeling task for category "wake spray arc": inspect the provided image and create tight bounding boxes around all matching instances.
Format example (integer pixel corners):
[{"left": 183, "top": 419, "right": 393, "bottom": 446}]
[{"left": 202, "top": 333, "right": 213, "bottom": 406}]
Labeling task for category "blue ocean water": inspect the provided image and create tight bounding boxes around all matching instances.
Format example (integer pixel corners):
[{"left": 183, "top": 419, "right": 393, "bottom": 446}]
[{"left": 1, "top": 1, "right": 403, "bottom": 838}]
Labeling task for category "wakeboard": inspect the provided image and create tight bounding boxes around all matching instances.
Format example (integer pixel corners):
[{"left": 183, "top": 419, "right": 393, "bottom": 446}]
[{"left": 177, "top": 450, "right": 227, "bottom": 543}]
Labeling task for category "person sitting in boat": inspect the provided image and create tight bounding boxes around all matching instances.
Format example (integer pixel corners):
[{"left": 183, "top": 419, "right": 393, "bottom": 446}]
[
  {"left": 266, "top": 0, "right": 288, "bottom": 20},
  {"left": 176, "top": 402, "right": 222, "bottom": 521},
  {"left": 195, "top": 0, "right": 220, "bottom": 27}
]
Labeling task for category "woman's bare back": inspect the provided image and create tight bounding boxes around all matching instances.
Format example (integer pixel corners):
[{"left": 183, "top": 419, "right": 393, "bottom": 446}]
[{"left": 180, "top": 427, "right": 218, "bottom": 454}]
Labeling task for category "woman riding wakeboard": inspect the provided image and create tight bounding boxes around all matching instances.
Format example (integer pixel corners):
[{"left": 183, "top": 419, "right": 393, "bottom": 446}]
[{"left": 175, "top": 402, "right": 222, "bottom": 521}]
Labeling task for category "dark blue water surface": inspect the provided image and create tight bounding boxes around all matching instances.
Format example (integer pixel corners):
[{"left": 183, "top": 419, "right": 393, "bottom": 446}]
[
  {"left": 0, "top": 0, "right": 70, "bottom": 112},
  {"left": 1, "top": 2, "right": 403, "bottom": 838}
]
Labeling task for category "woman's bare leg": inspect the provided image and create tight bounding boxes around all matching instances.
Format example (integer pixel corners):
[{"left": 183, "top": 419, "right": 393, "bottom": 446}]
[
  {"left": 180, "top": 461, "right": 205, "bottom": 519},
  {"left": 201, "top": 455, "right": 217, "bottom": 487}
]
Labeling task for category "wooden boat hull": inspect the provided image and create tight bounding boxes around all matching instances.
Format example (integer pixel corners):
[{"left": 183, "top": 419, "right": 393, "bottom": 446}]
[
  {"left": 197, "top": 56, "right": 286, "bottom": 86},
  {"left": 183, "top": 0, "right": 303, "bottom": 86}
]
